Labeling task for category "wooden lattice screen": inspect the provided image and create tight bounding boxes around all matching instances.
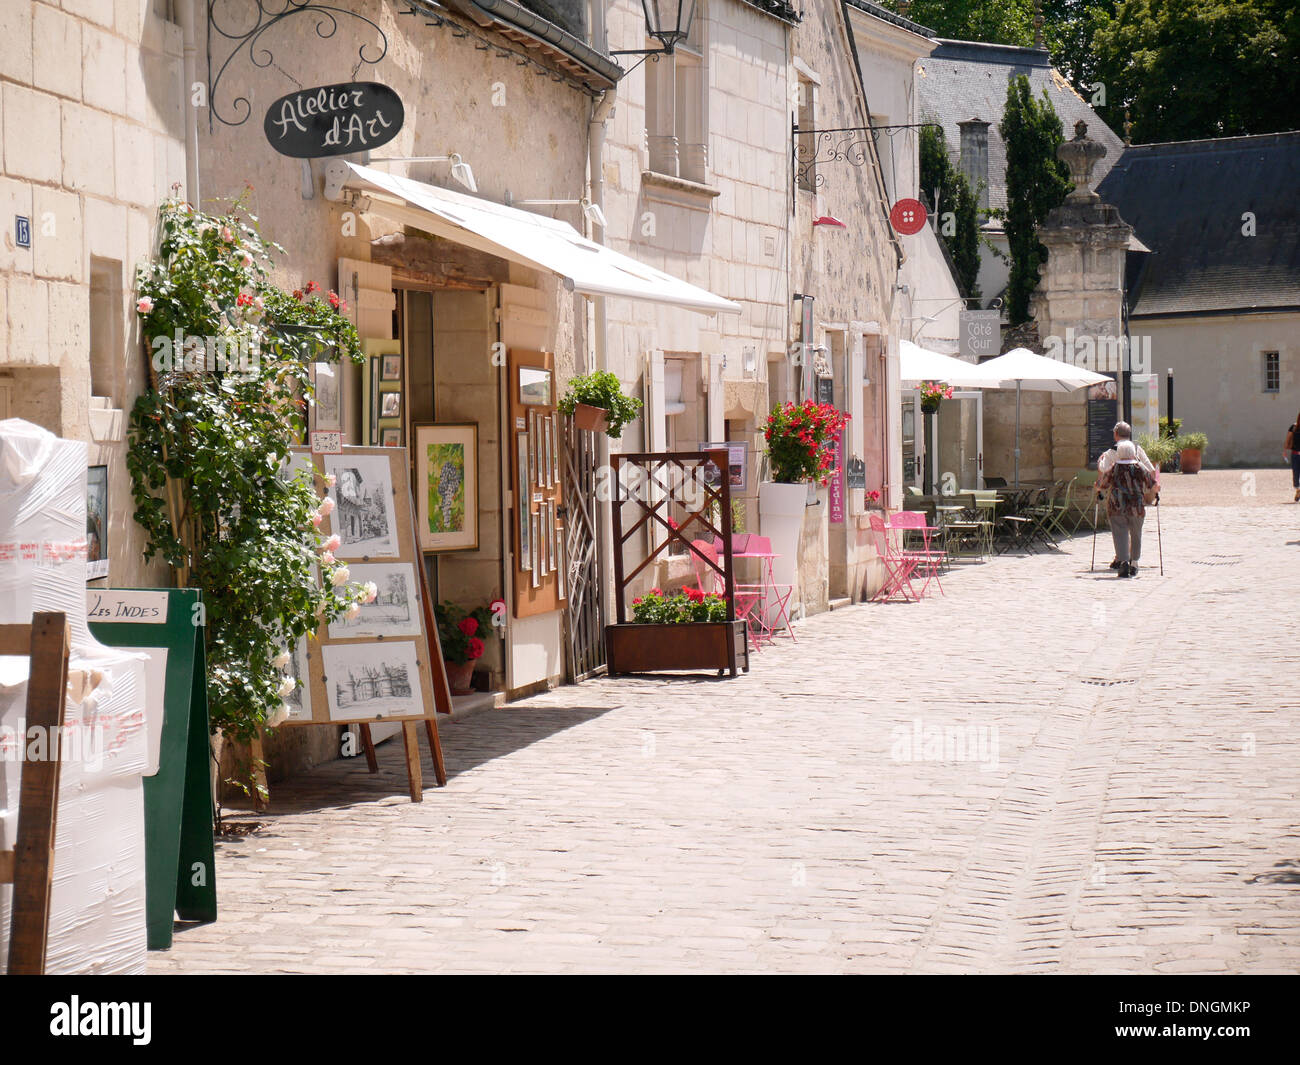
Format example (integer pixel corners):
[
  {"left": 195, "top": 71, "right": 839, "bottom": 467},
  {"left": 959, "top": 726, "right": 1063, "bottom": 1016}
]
[{"left": 610, "top": 451, "right": 736, "bottom": 623}]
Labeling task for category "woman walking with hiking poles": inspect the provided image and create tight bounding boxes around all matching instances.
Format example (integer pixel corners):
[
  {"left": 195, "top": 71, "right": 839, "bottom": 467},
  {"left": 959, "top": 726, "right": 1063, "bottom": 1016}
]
[
  {"left": 1285, "top": 412, "right": 1300, "bottom": 502},
  {"left": 1096, "top": 440, "right": 1158, "bottom": 578}
]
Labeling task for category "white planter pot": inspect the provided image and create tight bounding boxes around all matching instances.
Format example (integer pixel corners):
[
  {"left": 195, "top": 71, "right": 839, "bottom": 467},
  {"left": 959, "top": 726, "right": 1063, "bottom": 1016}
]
[{"left": 759, "top": 481, "right": 807, "bottom": 619}]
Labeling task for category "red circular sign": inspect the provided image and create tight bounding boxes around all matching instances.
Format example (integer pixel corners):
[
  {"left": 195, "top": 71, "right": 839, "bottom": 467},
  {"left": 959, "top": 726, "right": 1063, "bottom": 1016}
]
[{"left": 890, "top": 198, "right": 927, "bottom": 235}]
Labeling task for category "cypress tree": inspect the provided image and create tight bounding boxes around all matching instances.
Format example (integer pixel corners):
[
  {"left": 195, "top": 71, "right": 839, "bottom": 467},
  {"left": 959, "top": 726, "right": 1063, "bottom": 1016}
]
[
  {"left": 998, "top": 75, "right": 1072, "bottom": 325},
  {"left": 918, "top": 124, "right": 982, "bottom": 302}
]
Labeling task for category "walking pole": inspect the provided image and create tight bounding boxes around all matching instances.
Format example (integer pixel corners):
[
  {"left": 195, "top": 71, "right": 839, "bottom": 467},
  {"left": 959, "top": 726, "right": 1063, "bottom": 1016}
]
[
  {"left": 1156, "top": 494, "right": 1163, "bottom": 576},
  {"left": 1090, "top": 497, "right": 1099, "bottom": 572}
]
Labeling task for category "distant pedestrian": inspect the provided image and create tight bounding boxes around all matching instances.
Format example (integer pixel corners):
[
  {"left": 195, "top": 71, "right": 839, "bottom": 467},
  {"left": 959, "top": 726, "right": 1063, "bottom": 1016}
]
[
  {"left": 1285, "top": 413, "right": 1300, "bottom": 502},
  {"left": 1098, "top": 420, "right": 1158, "bottom": 569},
  {"left": 1097, "top": 440, "right": 1157, "bottom": 579}
]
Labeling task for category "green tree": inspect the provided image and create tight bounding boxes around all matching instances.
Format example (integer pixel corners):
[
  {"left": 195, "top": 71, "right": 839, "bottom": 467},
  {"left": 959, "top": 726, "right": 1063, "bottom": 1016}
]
[
  {"left": 1091, "top": 0, "right": 1300, "bottom": 142},
  {"left": 918, "top": 124, "right": 982, "bottom": 301},
  {"left": 882, "top": 1, "right": 1118, "bottom": 103},
  {"left": 998, "top": 75, "right": 1072, "bottom": 324}
]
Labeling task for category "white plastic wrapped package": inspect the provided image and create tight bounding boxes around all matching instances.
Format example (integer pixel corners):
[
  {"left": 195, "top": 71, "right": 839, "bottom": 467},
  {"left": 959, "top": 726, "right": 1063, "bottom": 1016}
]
[{"left": 0, "top": 419, "right": 150, "bottom": 974}]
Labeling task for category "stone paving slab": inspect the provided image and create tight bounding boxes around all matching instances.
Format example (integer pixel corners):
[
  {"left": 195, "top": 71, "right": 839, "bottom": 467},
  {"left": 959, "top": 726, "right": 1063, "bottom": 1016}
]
[{"left": 151, "top": 488, "right": 1300, "bottom": 974}]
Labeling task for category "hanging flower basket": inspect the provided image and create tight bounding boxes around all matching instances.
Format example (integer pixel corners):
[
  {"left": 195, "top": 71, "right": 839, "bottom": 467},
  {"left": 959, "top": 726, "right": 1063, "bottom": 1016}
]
[
  {"left": 919, "top": 381, "right": 953, "bottom": 414},
  {"left": 573, "top": 402, "right": 610, "bottom": 433}
]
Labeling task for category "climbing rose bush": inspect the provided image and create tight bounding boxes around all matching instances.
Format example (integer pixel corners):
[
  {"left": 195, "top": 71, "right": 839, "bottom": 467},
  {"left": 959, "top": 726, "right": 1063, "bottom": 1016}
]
[{"left": 128, "top": 191, "right": 366, "bottom": 744}]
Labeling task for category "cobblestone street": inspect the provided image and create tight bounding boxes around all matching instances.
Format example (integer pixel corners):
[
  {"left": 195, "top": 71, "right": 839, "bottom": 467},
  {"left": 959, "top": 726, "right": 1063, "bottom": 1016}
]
[{"left": 153, "top": 476, "right": 1300, "bottom": 974}]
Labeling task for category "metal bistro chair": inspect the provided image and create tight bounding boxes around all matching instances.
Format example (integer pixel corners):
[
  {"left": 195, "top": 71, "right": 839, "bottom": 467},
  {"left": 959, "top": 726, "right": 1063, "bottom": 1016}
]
[
  {"left": 969, "top": 489, "right": 1001, "bottom": 557},
  {"left": 868, "top": 513, "right": 920, "bottom": 602},
  {"left": 1020, "top": 486, "right": 1060, "bottom": 551},
  {"left": 888, "top": 510, "right": 944, "bottom": 596},
  {"left": 690, "top": 539, "right": 765, "bottom": 647},
  {"left": 1067, "top": 469, "right": 1102, "bottom": 534}
]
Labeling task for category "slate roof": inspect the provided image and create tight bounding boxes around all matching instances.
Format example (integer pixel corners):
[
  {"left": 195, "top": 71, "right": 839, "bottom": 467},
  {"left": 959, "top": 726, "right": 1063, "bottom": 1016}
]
[
  {"left": 916, "top": 39, "right": 1123, "bottom": 216},
  {"left": 1098, "top": 132, "right": 1300, "bottom": 318}
]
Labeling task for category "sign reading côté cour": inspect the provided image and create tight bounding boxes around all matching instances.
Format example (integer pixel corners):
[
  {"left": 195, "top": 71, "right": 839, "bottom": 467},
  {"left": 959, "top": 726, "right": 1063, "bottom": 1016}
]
[{"left": 263, "top": 81, "right": 404, "bottom": 158}]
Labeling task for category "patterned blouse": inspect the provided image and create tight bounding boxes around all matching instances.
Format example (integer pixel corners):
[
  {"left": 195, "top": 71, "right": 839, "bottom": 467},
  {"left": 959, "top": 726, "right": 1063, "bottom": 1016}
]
[{"left": 1099, "top": 461, "right": 1156, "bottom": 517}]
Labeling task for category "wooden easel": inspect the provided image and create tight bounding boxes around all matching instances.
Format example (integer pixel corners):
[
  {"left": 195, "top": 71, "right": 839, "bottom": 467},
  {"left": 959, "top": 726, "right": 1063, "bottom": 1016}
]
[
  {"left": 354, "top": 557, "right": 448, "bottom": 798},
  {"left": 252, "top": 447, "right": 453, "bottom": 807},
  {"left": 0, "top": 612, "right": 71, "bottom": 975}
]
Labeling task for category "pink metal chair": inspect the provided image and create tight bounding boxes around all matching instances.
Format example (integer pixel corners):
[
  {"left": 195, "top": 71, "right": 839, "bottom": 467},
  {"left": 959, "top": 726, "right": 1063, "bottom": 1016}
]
[
  {"left": 888, "top": 510, "right": 945, "bottom": 596},
  {"left": 867, "top": 513, "right": 920, "bottom": 603},
  {"left": 689, "top": 539, "right": 764, "bottom": 645}
]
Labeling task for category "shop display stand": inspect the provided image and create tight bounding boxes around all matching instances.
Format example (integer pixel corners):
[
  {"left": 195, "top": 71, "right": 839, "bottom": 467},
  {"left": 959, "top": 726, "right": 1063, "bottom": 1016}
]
[{"left": 0, "top": 612, "right": 71, "bottom": 975}]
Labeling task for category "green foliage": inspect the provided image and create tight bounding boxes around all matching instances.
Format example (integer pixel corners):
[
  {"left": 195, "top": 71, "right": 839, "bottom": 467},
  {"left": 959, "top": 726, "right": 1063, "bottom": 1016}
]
[
  {"left": 1177, "top": 431, "right": 1208, "bottom": 452},
  {"left": 127, "top": 195, "right": 366, "bottom": 745},
  {"left": 880, "top": 0, "right": 1038, "bottom": 45},
  {"left": 999, "top": 76, "right": 1072, "bottom": 324},
  {"left": 708, "top": 497, "right": 747, "bottom": 535},
  {"left": 1138, "top": 432, "right": 1180, "bottom": 468},
  {"left": 630, "top": 587, "right": 728, "bottom": 624},
  {"left": 918, "top": 123, "right": 983, "bottom": 301},
  {"left": 558, "top": 370, "right": 643, "bottom": 439},
  {"left": 1159, "top": 415, "right": 1182, "bottom": 438},
  {"left": 763, "top": 401, "right": 849, "bottom": 485},
  {"left": 434, "top": 601, "right": 493, "bottom": 665},
  {"left": 1091, "top": 0, "right": 1300, "bottom": 142}
]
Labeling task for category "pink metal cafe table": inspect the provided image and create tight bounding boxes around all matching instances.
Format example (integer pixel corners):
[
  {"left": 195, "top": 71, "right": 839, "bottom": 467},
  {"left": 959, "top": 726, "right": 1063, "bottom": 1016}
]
[{"left": 729, "top": 540, "right": 795, "bottom": 646}]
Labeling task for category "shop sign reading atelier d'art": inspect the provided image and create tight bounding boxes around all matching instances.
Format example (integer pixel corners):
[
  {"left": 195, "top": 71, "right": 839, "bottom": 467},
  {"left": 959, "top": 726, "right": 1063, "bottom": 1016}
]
[{"left": 263, "top": 81, "right": 404, "bottom": 158}]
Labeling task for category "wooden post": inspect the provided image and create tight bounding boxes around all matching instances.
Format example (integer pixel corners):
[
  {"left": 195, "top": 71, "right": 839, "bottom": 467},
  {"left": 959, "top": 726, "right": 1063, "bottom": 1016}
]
[
  {"left": 401, "top": 722, "right": 423, "bottom": 802},
  {"left": 4, "top": 613, "right": 71, "bottom": 975}
]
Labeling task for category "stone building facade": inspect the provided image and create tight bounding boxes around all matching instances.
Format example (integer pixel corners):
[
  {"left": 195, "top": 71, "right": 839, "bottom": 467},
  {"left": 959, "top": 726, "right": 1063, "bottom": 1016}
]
[{"left": 1, "top": 0, "right": 185, "bottom": 591}]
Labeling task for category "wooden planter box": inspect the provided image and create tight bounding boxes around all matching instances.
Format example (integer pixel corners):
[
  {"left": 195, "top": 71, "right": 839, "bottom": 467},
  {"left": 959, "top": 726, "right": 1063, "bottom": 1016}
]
[{"left": 606, "top": 621, "right": 749, "bottom": 678}]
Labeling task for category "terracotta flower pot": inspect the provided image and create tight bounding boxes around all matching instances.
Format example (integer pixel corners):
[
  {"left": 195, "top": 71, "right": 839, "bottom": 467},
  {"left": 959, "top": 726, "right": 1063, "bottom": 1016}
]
[
  {"left": 1179, "top": 448, "right": 1202, "bottom": 474},
  {"left": 573, "top": 402, "right": 610, "bottom": 433},
  {"left": 445, "top": 659, "right": 475, "bottom": 695}
]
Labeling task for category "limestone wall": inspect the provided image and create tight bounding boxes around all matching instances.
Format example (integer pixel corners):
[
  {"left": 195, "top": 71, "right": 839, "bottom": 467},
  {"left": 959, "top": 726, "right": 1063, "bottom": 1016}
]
[{"left": 1, "top": 1, "right": 184, "bottom": 592}]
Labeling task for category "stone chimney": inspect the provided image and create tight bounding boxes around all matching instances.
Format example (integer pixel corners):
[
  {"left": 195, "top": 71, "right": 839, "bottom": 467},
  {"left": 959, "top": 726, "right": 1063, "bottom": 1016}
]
[{"left": 958, "top": 118, "right": 990, "bottom": 210}]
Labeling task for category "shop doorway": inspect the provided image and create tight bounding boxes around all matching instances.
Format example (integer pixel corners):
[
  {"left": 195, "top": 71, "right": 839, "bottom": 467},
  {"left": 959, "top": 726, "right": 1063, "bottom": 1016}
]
[
  {"left": 901, "top": 392, "right": 921, "bottom": 489},
  {"left": 931, "top": 391, "right": 984, "bottom": 492}
]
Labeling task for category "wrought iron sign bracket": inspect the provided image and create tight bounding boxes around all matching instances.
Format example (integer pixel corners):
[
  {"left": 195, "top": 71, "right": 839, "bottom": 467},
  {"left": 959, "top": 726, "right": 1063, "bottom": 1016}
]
[
  {"left": 206, "top": 0, "right": 390, "bottom": 130},
  {"left": 792, "top": 120, "right": 942, "bottom": 196}
]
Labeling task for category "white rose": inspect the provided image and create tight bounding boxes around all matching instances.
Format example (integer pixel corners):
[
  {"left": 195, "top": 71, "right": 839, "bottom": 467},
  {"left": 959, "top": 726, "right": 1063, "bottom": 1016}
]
[
  {"left": 276, "top": 676, "right": 296, "bottom": 699},
  {"left": 267, "top": 703, "right": 290, "bottom": 728},
  {"left": 331, "top": 566, "right": 350, "bottom": 586},
  {"left": 345, "top": 602, "right": 361, "bottom": 621},
  {"left": 272, "top": 650, "right": 291, "bottom": 669},
  {"left": 362, "top": 581, "right": 378, "bottom": 604}
]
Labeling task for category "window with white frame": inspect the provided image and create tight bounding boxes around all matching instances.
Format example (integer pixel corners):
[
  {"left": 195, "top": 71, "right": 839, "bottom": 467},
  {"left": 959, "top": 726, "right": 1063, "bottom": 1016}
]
[
  {"left": 1263, "top": 350, "right": 1280, "bottom": 392},
  {"left": 797, "top": 76, "right": 817, "bottom": 193},
  {"left": 646, "top": 12, "right": 707, "bottom": 183}
]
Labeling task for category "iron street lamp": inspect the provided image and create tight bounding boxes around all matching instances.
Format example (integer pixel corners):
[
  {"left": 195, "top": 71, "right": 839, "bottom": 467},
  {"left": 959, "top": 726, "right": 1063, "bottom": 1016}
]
[{"left": 612, "top": 0, "right": 698, "bottom": 57}]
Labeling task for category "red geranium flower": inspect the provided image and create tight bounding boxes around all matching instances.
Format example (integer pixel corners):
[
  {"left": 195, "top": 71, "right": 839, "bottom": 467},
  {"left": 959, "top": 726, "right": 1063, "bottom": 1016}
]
[
  {"left": 467, "top": 637, "right": 485, "bottom": 659},
  {"left": 458, "top": 617, "right": 478, "bottom": 637}
]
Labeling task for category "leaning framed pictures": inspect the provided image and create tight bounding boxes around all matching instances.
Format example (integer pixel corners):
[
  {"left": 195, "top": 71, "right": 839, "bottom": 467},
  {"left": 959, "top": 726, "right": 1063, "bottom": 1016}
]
[
  {"left": 86, "top": 465, "right": 108, "bottom": 581},
  {"left": 516, "top": 432, "right": 531, "bottom": 571},
  {"left": 414, "top": 422, "right": 479, "bottom": 553},
  {"left": 380, "top": 354, "right": 402, "bottom": 381},
  {"left": 312, "top": 362, "right": 341, "bottom": 432}
]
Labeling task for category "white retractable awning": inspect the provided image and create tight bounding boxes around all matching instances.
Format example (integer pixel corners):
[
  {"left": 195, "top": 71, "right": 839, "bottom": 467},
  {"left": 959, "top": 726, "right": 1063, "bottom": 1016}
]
[{"left": 331, "top": 162, "right": 741, "bottom": 315}]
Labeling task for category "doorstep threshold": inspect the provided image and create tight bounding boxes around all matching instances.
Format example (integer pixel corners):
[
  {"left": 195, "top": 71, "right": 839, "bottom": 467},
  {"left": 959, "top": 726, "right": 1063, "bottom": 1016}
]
[{"left": 447, "top": 690, "right": 504, "bottom": 722}]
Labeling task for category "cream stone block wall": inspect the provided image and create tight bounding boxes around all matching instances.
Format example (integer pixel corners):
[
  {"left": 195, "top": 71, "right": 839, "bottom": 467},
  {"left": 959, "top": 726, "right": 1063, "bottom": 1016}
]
[
  {"left": 1139, "top": 312, "right": 1300, "bottom": 466},
  {"left": 0, "top": 2, "right": 182, "bottom": 597}
]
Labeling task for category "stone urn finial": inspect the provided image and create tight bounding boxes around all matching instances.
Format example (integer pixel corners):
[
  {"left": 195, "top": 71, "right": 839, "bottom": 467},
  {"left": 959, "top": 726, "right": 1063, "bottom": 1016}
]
[{"left": 1058, "top": 120, "right": 1107, "bottom": 202}]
